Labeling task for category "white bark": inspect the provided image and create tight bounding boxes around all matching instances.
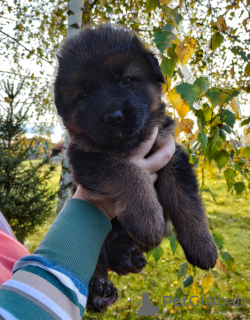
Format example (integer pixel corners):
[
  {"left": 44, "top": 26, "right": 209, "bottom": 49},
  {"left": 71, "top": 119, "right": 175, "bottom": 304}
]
[
  {"left": 68, "top": 0, "right": 85, "bottom": 37},
  {"left": 56, "top": 0, "right": 85, "bottom": 214}
]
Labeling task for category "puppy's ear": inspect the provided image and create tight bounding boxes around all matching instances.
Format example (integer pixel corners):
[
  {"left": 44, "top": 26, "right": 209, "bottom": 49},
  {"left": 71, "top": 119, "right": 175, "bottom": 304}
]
[{"left": 146, "top": 53, "right": 165, "bottom": 84}]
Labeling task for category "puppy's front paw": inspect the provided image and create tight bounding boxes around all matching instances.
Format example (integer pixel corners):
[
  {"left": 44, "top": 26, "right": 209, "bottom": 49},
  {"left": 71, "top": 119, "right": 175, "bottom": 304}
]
[
  {"left": 180, "top": 234, "right": 218, "bottom": 270},
  {"left": 110, "top": 247, "right": 147, "bottom": 275},
  {"left": 87, "top": 278, "right": 118, "bottom": 313},
  {"left": 126, "top": 220, "right": 165, "bottom": 249},
  {"left": 119, "top": 202, "right": 165, "bottom": 249}
]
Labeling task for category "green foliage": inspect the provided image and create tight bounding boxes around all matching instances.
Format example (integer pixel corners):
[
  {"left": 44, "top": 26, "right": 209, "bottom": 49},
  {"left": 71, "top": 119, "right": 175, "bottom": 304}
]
[
  {"left": 146, "top": 0, "right": 158, "bottom": 13},
  {"left": 152, "top": 246, "right": 164, "bottom": 263},
  {"left": 1, "top": 1, "right": 250, "bottom": 316},
  {"left": 212, "top": 233, "right": 224, "bottom": 251},
  {"left": 26, "top": 169, "right": 250, "bottom": 319},
  {"left": 222, "top": 110, "right": 236, "bottom": 128},
  {"left": 211, "top": 31, "right": 224, "bottom": 50},
  {"left": 234, "top": 181, "right": 245, "bottom": 195},
  {"left": 243, "top": 146, "right": 250, "bottom": 157},
  {"left": 221, "top": 251, "right": 235, "bottom": 269},
  {"left": 154, "top": 30, "right": 175, "bottom": 53},
  {"left": 161, "top": 57, "right": 176, "bottom": 78},
  {"left": 183, "top": 275, "right": 193, "bottom": 288},
  {"left": 214, "top": 150, "right": 230, "bottom": 170},
  {"left": 1, "top": 0, "right": 249, "bottom": 198},
  {"left": 198, "top": 130, "right": 208, "bottom": 150},
  {"left": 178, "top": 262, "right": 187, "bottom": 279},
  {"left": 205, "top": 88, "right": 239, "bottom": 108},
  {"left": 0, "top": 80, "right": 57, "bottom": 243},
  {"left": 168, "top": 229, "right": 178, "bottom": 254},
  {"left": 176, "top": 77, "right": 209, "bottom": 109}
]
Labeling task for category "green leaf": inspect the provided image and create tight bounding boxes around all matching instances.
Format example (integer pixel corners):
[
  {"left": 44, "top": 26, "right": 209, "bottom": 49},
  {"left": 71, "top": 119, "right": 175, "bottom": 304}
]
[
  {"left": 176, "top": 77, "right": 209, "bottom": 109},
  {"left": 224, "top": 168, "right": 236, "bottom": 180},
  {"left": 174, "top": 288, "right": 184, "bottom": 299},
  {"left": 153, "top": 246, "right": 164, "bottom": 263},
  {"left": 162, "top": 7, "right": 183, "bottom": 26},
  {"left": 214, "top": 150, "right": 230, "bottom": 169},
  {"left": 234, "top": 182, "right": 245, "bottom": 195},
  {"left": 146, "top": 0, "right": 158, "bottom": 12},
  {"left": 168, "top": 229, "right": 177, "bottom": 254},
  {"left": 243, "top": 147, "right": 250, "bottom": 158},
  {"left": 178, "top": 263, "right": 188, "bottom": 279},
  {"left": 245, "top": 62, "right": 250, "bottom": 76},
  {"left": 241, "top": 117, "right": 250, "bottom": 127},
  {"left": 196, "top": 109, "right": 206, "bottom": 130},
  {"left": 183, "top": 275, "right": 193, "bottom": 288},
  {"left": 205, "top": 88, "right": 239, "bottom": 107},
  {"left": 244, "top": 86, "right": 250, "bottom": 93},
  {"left": 153, "top": 30, "right": 175, "bottom": 53},
  {"left": 221, "top": 124, "right": 232, "bottom": 133},
  {"left": 194, "top": 77, "right": 210, "bottom": 93},
  {"left": 170, "top": 8, "right": 183, "bottom": 26},
  {"left": 213, "top": 233, "right": 224, "bottom": 250},
  {"left": 161, "top": 58, "right": 176, "bottom": 77},
  {"left": 210, "top": 125, "right": 219, "bottom": 147},
  {"left": 205, "top": 87, "right": 221, "bottom": 107},
  {"left": 231, "top": 46, "right": 248, "bottom": 62},
  {"left": 222, "top": 110, "right": 236, "bottom": 128},
  {"left": 203, "top": 107, "right": 212, "bottom": 122},
  {"left": 167, "top": 44, "right": 178, "bottom": 61},
  {"left": 234, "top": 162, "right": 246, "bottom": 178},
  {"left": 198, "top": 130, "right": 208, "bottom": 150},
  {"left": 211, "top": 32, "right": 224, "bottom": 50},
  {"left": 219, "top": 128, "right": 226, "bottom": 142},
  {"left": 205, "top": 139, "right": 221, "bottom": 161},
  {"left": 146, "top": 249, "right": 153, "bottom": 259},
  {"left": 163, "top": 23, "right": 175, "bottom": 32},
  {"left": 221, "top": 251, "right": 235, "bottom": 269}
]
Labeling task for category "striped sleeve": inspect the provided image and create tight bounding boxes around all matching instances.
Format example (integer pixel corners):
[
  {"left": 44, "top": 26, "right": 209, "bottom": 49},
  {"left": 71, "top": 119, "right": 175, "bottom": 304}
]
[{"left": 0, "top": 199, "right": 112, "bottom": 320}]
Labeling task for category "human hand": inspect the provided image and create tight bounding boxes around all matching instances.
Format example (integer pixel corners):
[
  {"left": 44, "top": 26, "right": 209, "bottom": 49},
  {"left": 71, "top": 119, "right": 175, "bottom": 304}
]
[
  {"left": 129, "top": 127, "right": 175, "bottom": 184},
  {"left": 73, "top": 127, "right": 175, "bottom": 220}
]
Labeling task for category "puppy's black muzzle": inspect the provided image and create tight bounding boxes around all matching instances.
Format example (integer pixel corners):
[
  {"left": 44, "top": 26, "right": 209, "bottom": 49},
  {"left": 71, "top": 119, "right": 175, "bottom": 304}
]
[{"left": 103, "top": 110, "right": 124, "bottom": 124}]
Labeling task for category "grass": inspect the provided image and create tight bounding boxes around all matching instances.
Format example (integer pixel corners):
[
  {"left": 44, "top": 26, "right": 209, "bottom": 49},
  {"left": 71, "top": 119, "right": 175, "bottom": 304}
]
[{"left": 24, "top": 166, "right": 250, "bottom": 319}]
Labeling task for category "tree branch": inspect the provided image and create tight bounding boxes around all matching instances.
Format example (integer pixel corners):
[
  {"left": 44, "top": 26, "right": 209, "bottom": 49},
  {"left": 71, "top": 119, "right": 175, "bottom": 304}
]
[
  {"left": 241, "top": 0, "right": 250, "bottom": 17},
  {"left": 0, "top": 70, "right": 43, "bottom": 79},
  {"left": 195, "top": 23, "right": 249, "bottom": 45},
  {"left": 0, "top": 29, "right": 53, "bottom": 66}
]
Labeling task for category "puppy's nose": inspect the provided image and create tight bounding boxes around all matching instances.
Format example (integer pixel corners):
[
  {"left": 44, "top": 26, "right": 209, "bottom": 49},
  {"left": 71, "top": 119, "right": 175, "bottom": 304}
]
[{"left": 103, "top": 110, "right": 124, "bottom": 124}]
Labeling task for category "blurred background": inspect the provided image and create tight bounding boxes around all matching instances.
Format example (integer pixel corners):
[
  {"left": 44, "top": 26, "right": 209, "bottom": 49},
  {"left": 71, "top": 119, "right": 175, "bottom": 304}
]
[{"left": 0, "top": 0, "right": 250, "bottom": 318}]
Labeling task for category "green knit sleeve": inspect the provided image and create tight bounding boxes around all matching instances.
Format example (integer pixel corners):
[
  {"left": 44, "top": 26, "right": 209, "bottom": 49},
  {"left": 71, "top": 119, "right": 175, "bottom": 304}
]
[{"left": 34, "top": 198, "right": 112, "bottom": 285}]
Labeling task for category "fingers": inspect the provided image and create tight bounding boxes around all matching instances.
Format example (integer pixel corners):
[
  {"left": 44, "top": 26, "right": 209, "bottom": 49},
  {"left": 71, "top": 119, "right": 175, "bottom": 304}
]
[
  {"left": 143, "top": 135, "right": 175, "bottom": 174},
  {"left": 130, "top": 127, "right": 158, "bottom": 161},
  {"left": 150, "top": 173, "right": 158, "bottom": 184}
]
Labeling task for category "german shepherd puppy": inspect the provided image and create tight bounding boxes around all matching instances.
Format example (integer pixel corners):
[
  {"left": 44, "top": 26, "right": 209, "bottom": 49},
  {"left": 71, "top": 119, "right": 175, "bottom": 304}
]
[{"left": 54, "top": 24, "right": 218, "bottom": 312}]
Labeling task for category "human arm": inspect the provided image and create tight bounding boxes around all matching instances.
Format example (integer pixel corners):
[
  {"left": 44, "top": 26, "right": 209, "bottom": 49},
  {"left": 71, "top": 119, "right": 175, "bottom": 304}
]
[{"left": 0, "top": 128, "right": 175, "bottom": 320}]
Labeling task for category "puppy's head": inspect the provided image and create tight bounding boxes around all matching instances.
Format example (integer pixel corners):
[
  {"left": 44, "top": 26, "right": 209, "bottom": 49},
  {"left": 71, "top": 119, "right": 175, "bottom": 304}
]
[{"left": 54, "top": 24, "right": 165, "bottom": 154}]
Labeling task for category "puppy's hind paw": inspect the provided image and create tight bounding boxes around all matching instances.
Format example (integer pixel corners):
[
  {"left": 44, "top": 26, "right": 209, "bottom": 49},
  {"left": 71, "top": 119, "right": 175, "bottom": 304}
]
[
  {"left": 182, "top": 236, "right": 218, "bottom": 271},
  {"left": 87, "top": 278, "right": 118, "bottom": 313},
  {"left": 110, "top": 246, "right": 147, "bottom": 275}
]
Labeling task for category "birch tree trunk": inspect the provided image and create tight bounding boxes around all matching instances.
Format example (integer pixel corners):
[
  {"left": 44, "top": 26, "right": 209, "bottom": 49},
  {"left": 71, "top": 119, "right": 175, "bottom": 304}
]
[{"left": 56, "top": 0, "right": 85, "bottom": 214}]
